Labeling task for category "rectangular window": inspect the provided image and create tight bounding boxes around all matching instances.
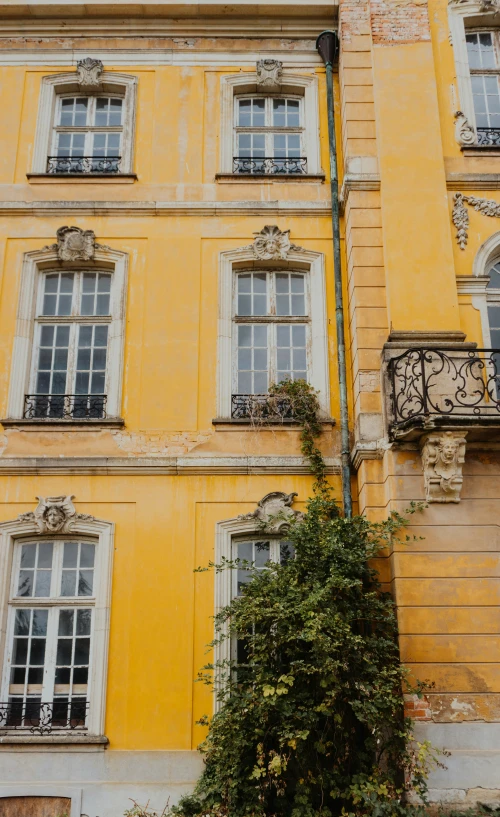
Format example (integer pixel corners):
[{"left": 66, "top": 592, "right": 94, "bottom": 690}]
[
  {"left": 28, "top": 271, "right": 112, "bottom": 420},
  {"left": 466, "top": 31, "right": 500, "bottom": 145},
  {"left": 234, "top": 95, "right": 306, "bottom": 174},
  {"left": 1, "top": 540, "right": 96, "bottom": 733},
  {"left": 233, "top": 271, "right": 310, "bottom": 398},
  {"left": 49, "top": 95, "right": 123, "bottom": 174}
]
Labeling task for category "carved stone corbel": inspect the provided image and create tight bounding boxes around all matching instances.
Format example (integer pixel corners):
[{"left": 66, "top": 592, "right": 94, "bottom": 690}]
[
  {"left": 238, "top": 492, "right": 303, "bottom": 532},
  {"left": 420, "top": 431, "right": 467, "bottom": 503},
  {"left": 76, "top": 58, "right": 104, "bottom": 89},
  {"left": 18, "top": 495, "right": 95, "bottom": 534},
  {"left": 256, "top": 59, "right": 283, "bottom": 91},
  {"left": 454, "top": 111, "right": 476, "bottom": 146}
]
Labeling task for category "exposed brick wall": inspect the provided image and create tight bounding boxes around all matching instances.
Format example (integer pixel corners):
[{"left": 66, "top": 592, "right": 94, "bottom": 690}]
[
  {"left": 369, "top": 0, "right": 431, "bottom": 45},
  {"left": 339, "top": 0, "right": 371, "bottom": 43}
]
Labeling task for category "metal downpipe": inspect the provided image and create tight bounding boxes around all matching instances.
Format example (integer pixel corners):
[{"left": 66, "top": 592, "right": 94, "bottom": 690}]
[{"left": 316, "top": 30, "right": 352, "bottom": 518}]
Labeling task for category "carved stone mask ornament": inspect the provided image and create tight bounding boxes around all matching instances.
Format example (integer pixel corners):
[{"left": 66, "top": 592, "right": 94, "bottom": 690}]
[
  {"left": 256, "top": 59, "right": 283, "bottom": 91},
  {"left": 18, "top": 495, "right": 95, "bottom": 534},
  {"left": 251, "top": 225, "right": 301, "bottom": 260},
  {"left": 55, "top": 226, "right": 96, "bottom": 261},
  {"left": 77, "top": 58, "right": 104, "bottom": 89},
  {"left": 238, "top": 491, "right": 303, "bottom": 533},
  {"left": 421, "top": 431, "right": 467, "bottom": 504}
]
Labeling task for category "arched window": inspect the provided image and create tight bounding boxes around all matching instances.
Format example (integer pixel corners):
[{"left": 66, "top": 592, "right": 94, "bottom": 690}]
[
  {"left": 0, "top": 501, "right": 114, "bottom": 739},
  {"left": 31, "top": 70, "right": 137, "bottom": 176},
  {"left": 486, "top": 260, "right": 500, "bottom": 348}
]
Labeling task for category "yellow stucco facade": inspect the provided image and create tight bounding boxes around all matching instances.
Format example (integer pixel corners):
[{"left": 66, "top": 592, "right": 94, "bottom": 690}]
[{"left": 0, "top": 0, "right": 500, "bottom": 813}]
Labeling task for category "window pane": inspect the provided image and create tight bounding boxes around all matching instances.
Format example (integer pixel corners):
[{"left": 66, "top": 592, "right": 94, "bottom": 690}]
[
  {"left": 17, "top": 571, "right": 33, "bottom": 597},
  {"left": 237, "top": 324, "right": 268, "bottom": 394},
  {"left": 63, "top": 542, "right": 78, "bottom": 568},
  {"left": 275, "top": 273, "right": 306, "bottom": 316},
  {"left": 20, "top": 544, "right": 36, "bottom": 568},
  {"left": 56, "top": 639, "right": 73, "bottom": 665},
  {"left": 34, "top": 571, "right": 51, "bottom": 597},
  {"left": 94, "top": 97, "right": 123, "bottom": 126},
  {"left": 80, "top": 543, "right": 95, "bottom": 568},
  {"left": 59, "top": 609, "right": 74, "bottom": 636},
  {"left": 237, "top": 272, "right": 268, "bottom": 316},
  {"left": 276, "top": 324, "right": 308, "bottom": 383},
  {"left": 42, "top": 273, "right": 74, "bottom": 317},
  {"left": 77, "top": 609, "right": 92, "bottom": 635},
  {"left": 14, "top": 609, "right": 30, "bottom": 636},
  {"left": 61, "top": 570, "right": 77, "bottom": 596},
  {"left": 238, "top": 97, "right": 265, "bottom": 126},
  {"left": 38, "top": 542, "right": 53, "bottom": 568}
]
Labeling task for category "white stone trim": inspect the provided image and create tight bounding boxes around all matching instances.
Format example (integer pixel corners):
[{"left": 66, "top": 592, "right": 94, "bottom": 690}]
[
  {"left": 448, "top": 1, "right": 499, "bottom": 135},
  {"left": 7, "top": 245, "right": 128, "bottom": 420},
  {"left": 32, "top": 70, "right": 137, "bottom": 174},
  {"left": 217, "top": 243, "right": 330, "bottom": 418},
  {"left": 0, "top": 787, "right": 82, "bottom": 817},
  {"left": 0, "top": 512, "right": 115, "bottom": 737},
  {"left": 219, "top": 71, "right": 321, "bottom": 174},
  {"left": 0, "top": 51, "right": 322, "bottom": 68},
  {"left": 0, "top": 201, "right": 332, "bottom": 217},
  {"left": 457, "top": 231, "right": 500, "bottom": 345}
]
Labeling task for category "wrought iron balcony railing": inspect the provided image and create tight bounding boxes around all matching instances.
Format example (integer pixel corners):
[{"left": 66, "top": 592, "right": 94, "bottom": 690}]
[
  {"left": 389, "top": 347, "right": 500, "bottom": 433},
  {"left": 476, "top": 128, "right": 500, "bottom": 147},
  {"left": 233, "top": 157, "right": 307, "bottom": 175},
  {"left": 0, "top": 699, "right": 89, "bottom": 735},
  {"left": 47, "top": 156, "right": 121, "bottom": 174},
  {"left": 24, "top": 394, "right": 107, "bottom": 420},
  {"left": 231, "top": 393, "right": 295, "bottom": 420}
]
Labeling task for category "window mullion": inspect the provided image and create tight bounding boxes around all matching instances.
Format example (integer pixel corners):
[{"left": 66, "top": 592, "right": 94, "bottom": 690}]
[
  {"left": 67, "top": 323, "right": 78, "bottom": 396},
  {"left": 42, "top": 607, "right": 58, "bottom": 703},
  {"left": 270, "top": 323, "right": 277, "bottom": 386}
]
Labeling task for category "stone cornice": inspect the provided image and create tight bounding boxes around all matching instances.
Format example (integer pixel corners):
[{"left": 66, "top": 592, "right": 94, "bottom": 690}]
[
  {"left": 0, "top": 200, "right": 332, "bottom": 216},
  {"left": 447, "top": 173, "right": 500, "bottom": 191},
  {"left": 0, "top": 456, "right": 341, "bottom": 475}
]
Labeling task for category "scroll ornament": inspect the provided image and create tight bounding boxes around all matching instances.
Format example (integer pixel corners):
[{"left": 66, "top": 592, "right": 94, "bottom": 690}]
[
  {"left": 18, "top": 496, "right": 95, "bottom": 534},
  {"left": 454, "top": 111, "right": 476, "bottom": 147},
  {"left": 238, "top": 491, "right": 303, "bottom": 533},
  {"left": 449, "top": 0, "right": 500, "bottom": 9},
  {"left": 452, "top": 192, "right": 500, "bottom": 249},
  {"left": 421, "top": 432, "right": 467, "bottom": 504},
  {"left": 251, "top": 225, "right": 302, "bottom": 260}
]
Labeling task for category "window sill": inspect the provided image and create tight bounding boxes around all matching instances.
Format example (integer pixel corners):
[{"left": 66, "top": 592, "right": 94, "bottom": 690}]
[
  {"left": 0, "top": 733, "right": 108, "bottom": 751},
  {"left": 0, "top": 418, "right": 125, "bottom": 429},
  {"left": 461, "top": 146, "right": 500, "bottom": 156},
  {"left": 27, "top": 173, "right": 137, "bottom": 184},
  {"left": 215, "top": 173, "right": 325, "bottom": 183},
  {"left": 212, "top": 417, "right": 335, "bottom": 428}
]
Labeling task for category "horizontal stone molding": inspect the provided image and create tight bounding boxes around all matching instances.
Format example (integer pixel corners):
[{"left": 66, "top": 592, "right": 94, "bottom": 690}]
[
  {"left": 0, "top": 49, "right": 323, "bottom": 68},
  {"left": 0, "top": 200, "right": 332, "bottom": 217},
  {"left": 0, "top": 456, "right": 341, "bottom": 475},
  {"left": 447, "top": 173, "right": 500, "bottom": 191}
]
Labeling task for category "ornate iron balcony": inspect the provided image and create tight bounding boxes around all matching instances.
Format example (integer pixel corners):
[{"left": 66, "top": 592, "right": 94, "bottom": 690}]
[
  {"left": 47, "top": 156, "right": 121, "bottom": 174},
  {"left": 0, "top": 699, "right": 89, "bottom": 735},
  {"left": 24, "top": 394, "right": 107, "bottom": 420},
  {"left": 233, "top": 157, "right": 307, "bottom": 175},
  {"left": 389, "top": 348, "right": 500, "bottom": 433},
  {"left": 476, "top": 128, "right": 500, "bottom": 147},
  {"left": 231, "top": 393, "right": 295, "bottom": 421}
]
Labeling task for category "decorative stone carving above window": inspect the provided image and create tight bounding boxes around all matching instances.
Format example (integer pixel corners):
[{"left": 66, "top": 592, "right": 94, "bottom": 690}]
[
  {"left": 256, "top": 59, "right": 283, "bottom": 91},
  {"left": 250, "top": 225, "right": 302, "bottom": 261},
  {"left": 18, "top": 495, "right": 95, "bottom": 534},
  {"left": 454, "top": 110, "right": 476, "bottom": 146},
  {"left": 76, "top": 57, "right": 104, "bottom": 89},
  {"left": 238, "top": 491, "right": 303, "bottom": 532},
  {"left": 43, "top": 226, "right": 108, "bottom": 262},
  {"left": 421, "top": 431, "right": 467, "bottom": 503}
]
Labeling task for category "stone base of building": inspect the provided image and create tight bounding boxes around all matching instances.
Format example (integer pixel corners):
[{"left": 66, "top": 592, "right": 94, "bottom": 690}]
[
  {"left": 0, "top": 750, "right": 204, "bottom": 817},
  {"left": 414, "top": 723, "right": 500, "bottom": 807}
]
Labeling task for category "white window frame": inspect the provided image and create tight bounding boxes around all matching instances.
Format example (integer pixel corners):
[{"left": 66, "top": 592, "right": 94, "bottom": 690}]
[
  {"left": 233, "top": 94, "right": 306, "bottom": 173},
  {"left": 50, "top": 92, "right": 125, "bottom": 170},
  {"left": 6, "top": 245, "right": 128, "bottom": 421},
  {"left": 217, "top": 244, "right": 329, "bottom": 418},
  {"left": 0, "top": 513, "right": 114, "bottom": 737},
  {"left": 30, "top": 269, "right": 113, "bottom": 402},
  {"left": 449, "top": 1, "right": 500, "bottom": 138},
  {"left": 220, "top": 71, "right": 321, "bottom": 175},
  {"left": 32, "top": 71, "right": 137, "bottom": 174},
  {"left": 232, "top": 269, "right": 310, "bottom": 394}
]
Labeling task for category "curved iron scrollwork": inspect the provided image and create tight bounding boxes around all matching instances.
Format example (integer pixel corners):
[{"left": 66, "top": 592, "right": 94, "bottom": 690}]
[
  {"left": 231, "top": 393, "right": 295, "bottom": 420},
  {"left": 47, "top": 156, "right": 121, "bottom": 174},
  {"left": 233, "top": 157, "right": 307, "bottom": 175},
  {"left": 24, "top": 394, "right": 107, "bottom": 420},
  {"left": 389, "top": 348, "right": 500, "bottom": 430},
  {"left": 477, "top": 129, "right": 500, "bottom": 147},
  {"left": 0, "top": 699, "right": 89, "bottom": 735}
]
